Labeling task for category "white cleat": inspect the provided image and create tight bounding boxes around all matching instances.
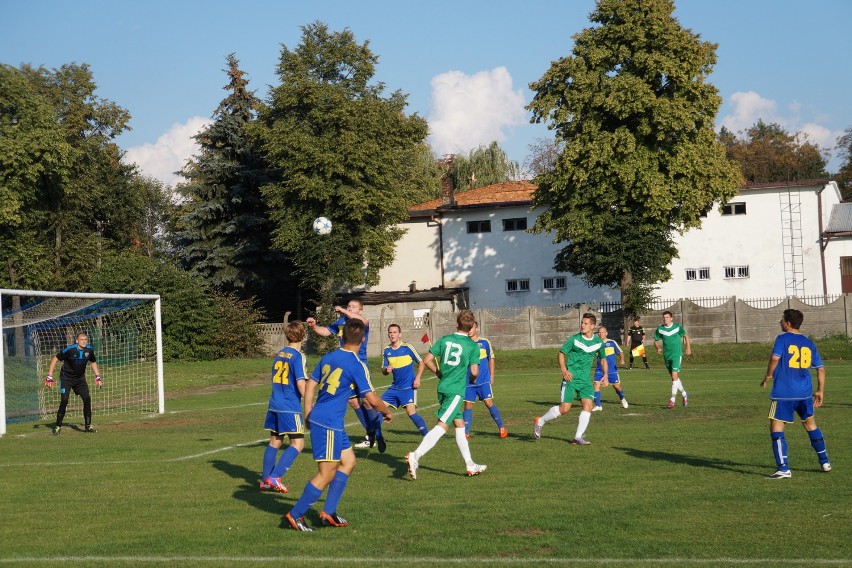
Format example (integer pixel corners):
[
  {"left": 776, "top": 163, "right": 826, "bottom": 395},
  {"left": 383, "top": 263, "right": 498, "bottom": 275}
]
[
  {"left": 821, "top": 462, "right": 832, "bottom": 472},
  {"left": 466, "top": 463, "right": 487, "bottom": 476},
  {"left": 406, "top": 452, "right": 419, "bottom": 480},
  {"left": 621, "top": 399, "right": 629, "bottom": 409},
  {"left": 533, "top": 417, "right": 542, "bottom": 439},
  {"left": 592, "top": 406, "right": 603, "bottom": 412}
]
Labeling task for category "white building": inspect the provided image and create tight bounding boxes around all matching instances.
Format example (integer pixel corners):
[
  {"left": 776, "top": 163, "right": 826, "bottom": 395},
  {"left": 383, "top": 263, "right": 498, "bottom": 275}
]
[{"left": 372, "top": 179, "right": 852, "bottom": 309}]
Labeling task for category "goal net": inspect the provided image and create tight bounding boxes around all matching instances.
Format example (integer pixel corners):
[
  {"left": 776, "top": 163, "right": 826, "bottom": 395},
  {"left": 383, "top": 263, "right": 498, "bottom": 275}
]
[{"left": 0, "top": 289, "right": 164, "bottom": 436}]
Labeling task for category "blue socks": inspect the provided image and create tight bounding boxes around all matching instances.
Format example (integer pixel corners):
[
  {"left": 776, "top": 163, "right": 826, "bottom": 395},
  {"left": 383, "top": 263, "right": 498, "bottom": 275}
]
[
  {"left": 290, "top": 481, "right": 323, "bottom": 519},
  {"left": 771, "top": 432, "right": 789, "bottom": 471},
  {"left": 594, "top": 391, "right": 601, "bottom": 406},
  {"left": 808, "top": 428, "right": 829, "bottom": 464},
  {"left": 488, "top": 404, "right": 504, "bottom": 428},
  {"left": 409, "top": 412, "right": 429, "bottom": 435},
  {"left": 323, "top": 471, "right": 350, "bottom": 515},
  {"left": 463, "top": 408, "right": 472, "bottom": 434},
  {"left": 271, "top": 445, "right": 300, "bottom": 478}
]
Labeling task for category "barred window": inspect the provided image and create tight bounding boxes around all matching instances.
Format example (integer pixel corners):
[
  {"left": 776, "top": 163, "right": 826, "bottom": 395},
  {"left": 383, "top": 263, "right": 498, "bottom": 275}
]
[
  {"left": 506, "top": 279, "right": 530, "bottom": 292},
  {"left": 543, "top": 276, "right": 567, "bottom": 290},
  {"left": 724, "top": 265, "right": 750, "bottom": 279},
  {"left": 502, "top": 217, "right": 528, "bottom": 231},
  {"left": 686, "top": 267, "right": 710, "bottom": 281},
  {"left": 722, "top": 202, "right": 747, "bottom": 215}
]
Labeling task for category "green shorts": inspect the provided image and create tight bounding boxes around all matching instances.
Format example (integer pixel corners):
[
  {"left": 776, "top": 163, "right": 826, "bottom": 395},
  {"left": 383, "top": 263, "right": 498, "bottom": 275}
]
[
  {"left": 435, "top": 391, "right": 465, "bottom": 424},
  {"left": 561, "top": 378, "right": 594, "bottom": 402},
  {"left": 665, "top": 355, "right": 683, "bottom": 373}
]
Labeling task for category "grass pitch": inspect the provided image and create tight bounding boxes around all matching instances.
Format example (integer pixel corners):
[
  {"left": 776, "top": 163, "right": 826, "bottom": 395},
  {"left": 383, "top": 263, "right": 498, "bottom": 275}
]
[{"left": 1, "top": 347, "right": 850, "bottom": 567}]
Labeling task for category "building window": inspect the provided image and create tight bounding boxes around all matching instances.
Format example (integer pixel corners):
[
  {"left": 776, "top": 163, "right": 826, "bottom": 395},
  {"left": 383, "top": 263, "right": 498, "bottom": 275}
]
[
  {"left": 502, "top": 217, "right": 527, "bottom": 231},
  {"left": 543, "top": 276, "right": 567, "bottom": 290},
  {"left": 721, "top": 202, "right": 747, "bottom": 215},
  {"left": 724, "top": 265, "right": 750, "bottom": 279},
  {"left": 685, "top": 267, "right": 710, "bottom": 281},
  {"left": 506, "top": 279, "right": 530, "bottom": 293},
  {"left": 466, "top": 220, "right": 491, "bottom": 233}
]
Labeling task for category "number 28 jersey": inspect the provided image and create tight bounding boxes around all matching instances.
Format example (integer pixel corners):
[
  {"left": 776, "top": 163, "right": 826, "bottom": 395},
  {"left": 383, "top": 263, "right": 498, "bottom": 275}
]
[{"left": 769, "top": 331, "right": 824, "bottom": 400}]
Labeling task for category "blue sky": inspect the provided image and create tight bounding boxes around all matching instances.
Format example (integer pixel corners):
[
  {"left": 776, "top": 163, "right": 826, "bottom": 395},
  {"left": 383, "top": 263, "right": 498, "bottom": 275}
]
[{"left": 3, "top": 0, "right": 851, "bottom": 186}]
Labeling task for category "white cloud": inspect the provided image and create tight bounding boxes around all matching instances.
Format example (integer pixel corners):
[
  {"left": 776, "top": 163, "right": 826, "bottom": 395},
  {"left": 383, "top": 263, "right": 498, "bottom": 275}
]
[
  {"left": 123, "top": 117, "right": 212, "bottom": 187},
  {"left": 426, "top": 67, "right": 527, "bottom": 157},
  {"left": 719, "top": 91, "right": 778, "bottom": 133}
]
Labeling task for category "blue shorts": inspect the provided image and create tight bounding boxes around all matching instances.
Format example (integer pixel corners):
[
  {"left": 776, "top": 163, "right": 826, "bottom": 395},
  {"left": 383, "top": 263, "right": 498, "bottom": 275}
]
[
  {"left": 593, "top": 372, "right": 620, "bottom": 384},
  {"left": 768, "top": 399, "right": 814, "bottom": 423},
  {"left": 309, "top": 422, "right": 351, "bottom": 462},
  {"left": 465, "top": 382, "right": 494, "bottom": 403},
  {"left": 264, "top": 410, "right": 305, "bottom": 436},
  {"left": 382, "top": 387, "right": 417, "bottom": 409}
]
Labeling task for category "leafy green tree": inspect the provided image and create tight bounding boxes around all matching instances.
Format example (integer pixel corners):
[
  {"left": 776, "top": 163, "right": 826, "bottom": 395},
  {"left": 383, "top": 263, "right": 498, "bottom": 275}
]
[
  {"left": 527, "top": 0, "right": 742, "bottom": 319},
  {"left": 721, "top": 120, "right": 828, "bottom": 183},
  {"left": 451, "top": 141, "right": 519, "bottom": 191},
  {"left": 257, "top": 22, "right": 430, "bottom": 302},
  {"left": 88, "top": 254, "right": 263, "bottom": 360},
  {"left": 833, "top": 127, "right": 852, "bottom": 201},
  {"left": 175, "top": 54, "right": 292, "bottom": 310}
]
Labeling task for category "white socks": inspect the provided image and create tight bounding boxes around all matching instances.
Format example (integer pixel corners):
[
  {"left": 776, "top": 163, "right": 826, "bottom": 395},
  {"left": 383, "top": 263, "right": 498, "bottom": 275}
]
[
  {"left": 540, "top": 405, "right": 562, "bottom": 424},
  {"left": 455, "top": 427, "right": 474, "bottom": 467},
  {"left": 574, "top": 410, "right": 591, "bottom": 439},
  {"left": 413, "top": 425, "right": 445, "bottom": 459}
]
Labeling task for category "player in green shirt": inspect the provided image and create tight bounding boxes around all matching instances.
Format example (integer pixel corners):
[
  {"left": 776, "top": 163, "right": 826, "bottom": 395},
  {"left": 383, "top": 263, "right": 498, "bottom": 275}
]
[
  {"left": 533, "top": 313, "right": 607, "bottom": 445},
  {"left": 653, "top": 310, "right": 692, "bottom": 409},
  {"left": 406, "top": 309, "right": 486, "bottom": 479}
]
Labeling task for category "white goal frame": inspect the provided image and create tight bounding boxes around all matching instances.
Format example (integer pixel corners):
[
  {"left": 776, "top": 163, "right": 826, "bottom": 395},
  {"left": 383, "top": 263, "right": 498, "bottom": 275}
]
[{"left": 0, "top": 289, "right": 165, "bottom": 436}]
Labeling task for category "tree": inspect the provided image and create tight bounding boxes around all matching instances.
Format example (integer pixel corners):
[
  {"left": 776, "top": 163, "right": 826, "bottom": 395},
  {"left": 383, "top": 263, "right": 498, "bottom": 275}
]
[
  {"left": 523, "top": 137, "right": 564, "bottom": 179},
  {"left": 527, "top": 0, "right": 742, "bottom": 320},
  {"left": 257, "top": 22, "right": 430, "bottom": 305},
  {"left": 450, "top": 141, "right": 520, "bottom": 191},
  {"left": 721, "top": 120, "right": 829, "bottom": 183},
  {"left": 175, "top": 54, "right": 292, "bottom": 312},
  {"left": 834, "top": 127, "right": 852, "bottom": 201}
]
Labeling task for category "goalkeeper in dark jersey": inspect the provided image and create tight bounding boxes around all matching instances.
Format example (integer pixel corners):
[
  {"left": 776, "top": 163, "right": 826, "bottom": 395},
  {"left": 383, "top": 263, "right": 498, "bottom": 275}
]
[{"left": 45, "top": 331, "right": 102, "bottom": 435}]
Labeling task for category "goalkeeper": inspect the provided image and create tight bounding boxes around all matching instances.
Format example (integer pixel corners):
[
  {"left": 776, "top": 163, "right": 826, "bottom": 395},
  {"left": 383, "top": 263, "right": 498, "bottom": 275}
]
[{"left": 45, "top": 331, "right": 102, "bottom": 434}]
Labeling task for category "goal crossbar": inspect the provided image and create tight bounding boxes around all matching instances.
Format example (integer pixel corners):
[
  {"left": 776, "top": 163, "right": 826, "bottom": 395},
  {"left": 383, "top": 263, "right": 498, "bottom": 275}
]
[{"left": 0, "top": 289, "right": 165, "bottom": 436}]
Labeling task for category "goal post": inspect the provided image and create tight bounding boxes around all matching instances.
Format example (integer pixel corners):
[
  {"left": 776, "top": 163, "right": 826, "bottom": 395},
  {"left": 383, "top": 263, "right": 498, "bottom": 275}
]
[{"left": 0, "top": 289, "right": 165, "bottom": 436}]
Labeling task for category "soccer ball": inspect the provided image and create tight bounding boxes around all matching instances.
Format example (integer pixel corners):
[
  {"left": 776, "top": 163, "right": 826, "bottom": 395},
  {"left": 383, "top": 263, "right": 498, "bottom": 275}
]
[{"left": 312, "top": 217, "right": 332, "bottom": 235}]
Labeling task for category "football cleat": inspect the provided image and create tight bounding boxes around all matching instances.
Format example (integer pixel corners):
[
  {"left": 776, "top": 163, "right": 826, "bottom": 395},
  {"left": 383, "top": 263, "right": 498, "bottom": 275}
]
[
  {"left": 645, "top": 364, "right": 651, "bottom": 370},
  {"left": 259, "top": 479, "right": 272, "bottom": 491},
  {"left": 765, "top": 470, "right": 792, "bottom": 479},
  {"left": 682, "top": 392, "right": 689, "bottom": 406},
  {"left": 84, "top": 425, "right": 97, "bottom": 433},
  {"left": 283, "top": 512, "right": 314, "bottom": 532},
  {"left": 571, "top": 437, "right": 591, "bottom": 445},
  {"left": 354, "top": 437, "right": 371, "bottom": 449},
  {"left": 466, "top": 463, "right": 487, "bottom": 476},
  {"left": 621, "top": 399, "right": 629, "bottom": 409},
  {"left": 592, "top": 406, "right": 603, "bottom": 412},
  {"left": 533, "top": 417, "right": 542, "bottom": 439},
  {"left": 499, "top": 427, "right": 508, "bottom": 439},
  {"left": 52, "top": 426, "right": 61, "bottom": 436},
  {"left": 377, "top": 436, "right": 387, "bottom": 454},
  {"left": 367, "top": 430, "right": 376, "bottom": 448},
  {"left": 667, "top": 400, "right": 675, "bottom": 409},
  {"left": 264, "top": 476, "right": 288, "bottom": 493},
  {"left": 465, "top": 433, "right": 470, "bottom": 440},
  {"left": 821, "top": 462, "right": 832, "bottom": 472},
  {"left": 319, "top": 511, "right": 349, "bottom": 527},
  {"left": 406, "top": 452, "right": 419, "bottom": 480}
]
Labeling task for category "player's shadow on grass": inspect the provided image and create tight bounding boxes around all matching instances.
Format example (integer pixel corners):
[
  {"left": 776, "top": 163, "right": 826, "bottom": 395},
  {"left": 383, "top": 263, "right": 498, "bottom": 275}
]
[
  {"left": 612, "top": 446, "right": 758, "bottom": 475},
  {"left": 209, "top": 459, "right": 294, "bottom": 515}
]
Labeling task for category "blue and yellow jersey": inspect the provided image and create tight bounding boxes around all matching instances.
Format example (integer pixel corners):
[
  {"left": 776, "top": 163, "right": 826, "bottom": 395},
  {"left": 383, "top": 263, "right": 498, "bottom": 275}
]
[
  {"left": 327, "top": 316, "right": 370, "bottom": 363},
  {"left": 595, "top": 338, "right": 622, "bottom": 376},
  {"left": 382, "top": 342, "right": 423, "bottom": 389},
  {"left": 308, "top": 348, "right": 375, "bottom": 430},
  {"left": 470, "top": 337, "right": 494, "bottom": 385},
  {"left": 769, "top": 331, "right": 824, "bottom": 400},
  {"left": 268, "top": 346, "right": 307, "bottom": 413}
]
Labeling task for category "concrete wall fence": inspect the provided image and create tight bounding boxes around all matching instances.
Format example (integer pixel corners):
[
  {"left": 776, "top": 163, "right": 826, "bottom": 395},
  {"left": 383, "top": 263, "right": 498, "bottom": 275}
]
[{"left": 258, "top": 295, "right": 852, "bottom": 357}]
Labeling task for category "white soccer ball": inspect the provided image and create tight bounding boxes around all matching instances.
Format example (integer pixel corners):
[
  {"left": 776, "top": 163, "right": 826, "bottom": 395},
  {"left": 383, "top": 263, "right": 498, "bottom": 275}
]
[{"left": 312, "top": 216, "right": 332, "bottom": 236}]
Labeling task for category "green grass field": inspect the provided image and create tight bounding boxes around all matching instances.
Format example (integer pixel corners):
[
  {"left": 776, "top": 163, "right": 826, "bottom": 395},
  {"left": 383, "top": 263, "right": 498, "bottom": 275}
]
[{"left": 1, "top": 346, "right": 850, "bottom": 567}]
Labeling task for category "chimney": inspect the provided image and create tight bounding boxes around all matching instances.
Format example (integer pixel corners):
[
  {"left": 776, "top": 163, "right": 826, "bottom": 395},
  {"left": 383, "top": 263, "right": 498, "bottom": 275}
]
[{"left": 439, "top": 154, "right": 455, "bottom": 206}]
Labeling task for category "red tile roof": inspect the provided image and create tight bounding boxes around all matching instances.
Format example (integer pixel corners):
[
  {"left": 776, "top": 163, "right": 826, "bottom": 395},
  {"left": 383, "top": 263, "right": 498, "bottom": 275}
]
[{"left": 408, "top": 180, "right": 536, "bottom": 213}]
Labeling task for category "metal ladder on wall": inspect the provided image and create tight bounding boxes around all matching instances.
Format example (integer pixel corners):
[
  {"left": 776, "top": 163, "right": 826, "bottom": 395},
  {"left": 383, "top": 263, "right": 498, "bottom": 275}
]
[{"left": 779, "top": 190, "right": 805, "bottom": 296}]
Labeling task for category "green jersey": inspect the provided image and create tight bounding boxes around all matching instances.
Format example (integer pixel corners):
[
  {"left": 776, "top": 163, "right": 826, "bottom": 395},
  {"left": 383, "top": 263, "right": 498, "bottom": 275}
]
[
  {"left": 559, "top": 333, "right": 607, "bottom": 384},
  {"left": 430, "top": 332, "right": 481, "bottom": 396},
  {"left": 654, "top": 323, "right": 687, "bottom": 357}
]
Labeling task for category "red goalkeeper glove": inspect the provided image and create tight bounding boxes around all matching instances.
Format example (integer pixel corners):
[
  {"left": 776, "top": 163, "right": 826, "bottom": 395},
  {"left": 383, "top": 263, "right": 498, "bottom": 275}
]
[
  {"left": 45, "top": 375, "right": 55, "bottom": 388},
  {"left": 95, "top": 375, "right": 103, "bottom": 388}
]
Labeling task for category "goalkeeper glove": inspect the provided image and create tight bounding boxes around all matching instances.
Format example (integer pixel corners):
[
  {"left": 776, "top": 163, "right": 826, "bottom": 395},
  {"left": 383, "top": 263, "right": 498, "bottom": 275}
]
[
  {"left": 45, "top": 375, "right": 55, "bottom": 388},
  {"left": 95, "top": 375, "right": 103, "bottom": 388}
]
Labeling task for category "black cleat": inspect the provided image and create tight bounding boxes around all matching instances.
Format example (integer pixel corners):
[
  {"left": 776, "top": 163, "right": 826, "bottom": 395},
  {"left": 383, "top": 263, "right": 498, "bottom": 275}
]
[
  {"left": 377, "top": 435, "right": 387, "bottom": 453},
  {"left": 319, "top": 511, "right": 349, "bottom": 527},
  {"left": 283, "top": 512, "right": 314, "bottom": 531},
  {"left": 367, "top": 430, "right": 376, "bottom": 448}
]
